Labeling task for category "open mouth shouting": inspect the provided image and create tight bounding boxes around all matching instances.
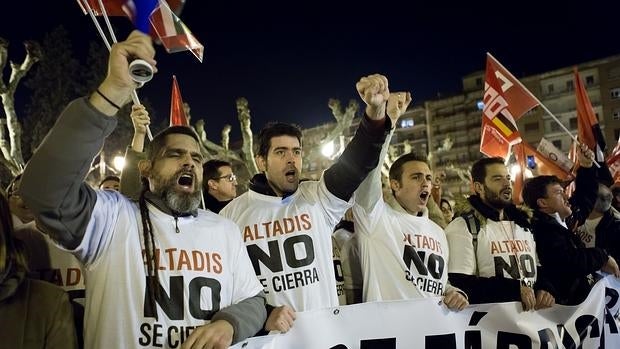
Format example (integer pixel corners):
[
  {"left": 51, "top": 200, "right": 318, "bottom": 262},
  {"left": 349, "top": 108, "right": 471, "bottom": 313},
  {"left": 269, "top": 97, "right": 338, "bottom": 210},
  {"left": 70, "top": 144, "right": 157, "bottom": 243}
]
[
  {"left": 419, "top": 190, "right": 430, "bottom": 204},
  {"left": 500, "top": 188, "right": 512, "bottom": 200},
  {"left": 284, "top": 168, "right": 298, "bottom": 183},
  {"left": 177, "top": 172, "right": 195, "bottom": 192}
]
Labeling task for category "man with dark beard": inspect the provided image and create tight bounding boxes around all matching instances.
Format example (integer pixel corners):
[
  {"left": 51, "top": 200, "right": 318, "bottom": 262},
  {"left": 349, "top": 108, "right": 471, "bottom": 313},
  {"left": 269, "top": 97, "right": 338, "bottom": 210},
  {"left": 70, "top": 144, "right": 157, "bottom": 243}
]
[
  {"left": 220, "top": 74, "right": 394, "bottom": 333},
  {"left": 20, "top": 31, "right": 265, "bottom": 349},
  {"left": 445, "top": 157, "right": 555, "bottom": 311}
]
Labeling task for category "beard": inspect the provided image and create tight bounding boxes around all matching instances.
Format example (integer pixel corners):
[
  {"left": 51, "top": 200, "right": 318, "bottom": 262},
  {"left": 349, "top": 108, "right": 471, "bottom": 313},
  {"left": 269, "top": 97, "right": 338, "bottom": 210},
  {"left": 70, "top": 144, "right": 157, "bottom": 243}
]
[
  {"left": 152, "top": 171, "right": 202, "bottom": 213},
  {"left": 483, "top": 185, "right": 512, "bottom": 210}
]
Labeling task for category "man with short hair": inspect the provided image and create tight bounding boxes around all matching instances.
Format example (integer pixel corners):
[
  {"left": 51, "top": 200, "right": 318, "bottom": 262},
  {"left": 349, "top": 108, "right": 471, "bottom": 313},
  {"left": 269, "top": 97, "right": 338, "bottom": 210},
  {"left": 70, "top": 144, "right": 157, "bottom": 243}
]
[
  {"left": 576, "top": 183, "right": 620, "bottom": 263},
  {"left": 98, "top": 175, "right": 120, "bottom": 191},
  {"left": 203, "top": 160, "right": 237, "bottom": 213},
  {"left": 522, "top": 145, "right": 620, "bottom": 305},
  {"left": 20, "top": 31, "right": 265, "bottom": 349},
  {"left": 446, "top": 157, "right": 555, "bottom": 311},
  {"left": 221, "top": 74, "right": 396, "bottom": 332},
  {"left": 352, "top": 98, "right": 468, "bottom": 310}
]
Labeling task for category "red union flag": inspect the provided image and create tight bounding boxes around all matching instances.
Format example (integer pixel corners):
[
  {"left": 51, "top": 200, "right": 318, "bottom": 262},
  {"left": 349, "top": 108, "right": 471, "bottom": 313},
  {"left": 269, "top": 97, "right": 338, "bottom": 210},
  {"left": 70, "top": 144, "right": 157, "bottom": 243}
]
[
  {"left": 480, "top": 53, "right": 540, "bottom": 158},
  {"left": 169, "top": 75, "right": 189, "bottom": 126},
  {"left": 608, "top": 137, "right": 620, "bottom": 184}
]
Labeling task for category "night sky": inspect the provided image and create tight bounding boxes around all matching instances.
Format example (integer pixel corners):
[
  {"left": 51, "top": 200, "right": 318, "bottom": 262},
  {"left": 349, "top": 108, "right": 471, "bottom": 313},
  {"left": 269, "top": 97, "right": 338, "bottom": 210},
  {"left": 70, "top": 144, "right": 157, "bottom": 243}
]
[{"left": 1, "top": 1, "right": 617, "bottom": 142}]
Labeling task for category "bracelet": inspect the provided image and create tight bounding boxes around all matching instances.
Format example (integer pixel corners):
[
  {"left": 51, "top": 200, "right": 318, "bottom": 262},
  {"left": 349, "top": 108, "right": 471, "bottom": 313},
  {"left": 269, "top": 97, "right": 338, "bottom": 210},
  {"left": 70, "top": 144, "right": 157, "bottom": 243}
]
[{"left": 95, "top": 89, "right": 121, "bottom": 110}]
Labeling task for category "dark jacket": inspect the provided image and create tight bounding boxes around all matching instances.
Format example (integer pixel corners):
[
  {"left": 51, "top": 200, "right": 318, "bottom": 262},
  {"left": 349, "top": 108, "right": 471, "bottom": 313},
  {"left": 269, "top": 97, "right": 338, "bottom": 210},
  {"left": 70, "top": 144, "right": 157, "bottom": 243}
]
[
  {"left": 204, "top": 191, "right": 231, "bottom": 213},
  {"left": 531, "top": 211, "right": 607, "bottom": 304},
  {"left": 530, "top": 166, "right": 607, "bottom": 305},
  {"left": 0, "top": 265, "right": 77, "bottom": 349},
  {"left": 595, "top": 208, "right": 620, "bottom": 263}
]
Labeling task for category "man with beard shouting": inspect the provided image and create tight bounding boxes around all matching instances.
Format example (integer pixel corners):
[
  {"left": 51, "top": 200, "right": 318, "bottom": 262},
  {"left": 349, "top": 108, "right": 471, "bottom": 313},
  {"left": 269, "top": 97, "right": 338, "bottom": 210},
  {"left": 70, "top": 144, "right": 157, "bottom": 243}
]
[
  {"left": 20, "top": 31, "right": 265, "bottom": 349},
  {"left": 220, "top": 74, "right": 394, "bottom": 333},
  {"left": 445, "top": 157, "right": 555, "bottom": 311}
]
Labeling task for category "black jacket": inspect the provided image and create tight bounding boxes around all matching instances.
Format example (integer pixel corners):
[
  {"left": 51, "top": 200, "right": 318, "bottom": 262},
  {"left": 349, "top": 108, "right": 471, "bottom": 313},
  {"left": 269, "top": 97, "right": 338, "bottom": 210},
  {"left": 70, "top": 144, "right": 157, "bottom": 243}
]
[
  {"left": 530, "top": 166, "right": 607, "bottom": 305},
  {"left": 594, "top": 208, "right": 620, "bottom": 263},
  {"left": 531, "top": 210, "right": 607, "bottom": 305}
]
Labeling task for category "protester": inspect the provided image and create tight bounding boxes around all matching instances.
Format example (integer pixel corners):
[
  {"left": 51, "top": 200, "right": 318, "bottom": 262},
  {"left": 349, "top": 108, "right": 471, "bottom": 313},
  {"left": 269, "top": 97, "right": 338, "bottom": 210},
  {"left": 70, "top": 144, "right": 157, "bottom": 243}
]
[
  {"left": 20, "top": 31, "right": 266, "bottom": 349},
  {"left": 98, "top": 175, "right": 120, "bottom": 191},
  {"left": 332, "top": 209, "right": 363, "bottom": 305},
  {"left": 440, "top": 198, "right": 454, "bottom": 224},
  {"left": 576, "top": 183, "right": 620, "bottom": 263},
  {"left": 446, "top": 157, "right": 555, "bottom": 311},
  {"left": 203, "top": 159, "right": 238, "bottom": 213},
  {"left": 522, "top": 144, "right": 620, "bottom": 305},
  {"left": 351, "top": 91, "right": 467, "bottom": 310},
  {"left": 8, "top": 172, "right": 87, "bottom": 347},
  {"left": 220, "top": 74, "right": 394, "bottom": 332},
  {"left": 0, "top": 189, "right": 77, "bottom": 349}
]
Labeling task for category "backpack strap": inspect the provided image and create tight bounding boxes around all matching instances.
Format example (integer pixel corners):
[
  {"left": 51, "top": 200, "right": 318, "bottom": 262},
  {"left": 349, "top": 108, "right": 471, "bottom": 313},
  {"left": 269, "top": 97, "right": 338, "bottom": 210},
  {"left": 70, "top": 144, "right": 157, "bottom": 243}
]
[{"left": 461, "top": 211, "right": 480, "bottom": 276}]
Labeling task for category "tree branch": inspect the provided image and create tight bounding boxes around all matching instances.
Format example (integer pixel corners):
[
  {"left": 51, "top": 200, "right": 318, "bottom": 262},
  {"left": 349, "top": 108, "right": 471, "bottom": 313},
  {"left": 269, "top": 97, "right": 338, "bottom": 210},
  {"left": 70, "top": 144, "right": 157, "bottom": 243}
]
[{"left": 236, "top": 97, "right": 258, "bottom": 175}]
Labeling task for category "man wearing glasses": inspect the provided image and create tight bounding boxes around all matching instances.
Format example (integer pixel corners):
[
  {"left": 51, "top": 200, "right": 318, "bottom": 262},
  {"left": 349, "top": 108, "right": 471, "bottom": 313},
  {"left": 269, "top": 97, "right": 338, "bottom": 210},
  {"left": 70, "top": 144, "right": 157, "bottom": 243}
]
[{"left": 203, "top": 160, "right": 238, "bottom": 213}]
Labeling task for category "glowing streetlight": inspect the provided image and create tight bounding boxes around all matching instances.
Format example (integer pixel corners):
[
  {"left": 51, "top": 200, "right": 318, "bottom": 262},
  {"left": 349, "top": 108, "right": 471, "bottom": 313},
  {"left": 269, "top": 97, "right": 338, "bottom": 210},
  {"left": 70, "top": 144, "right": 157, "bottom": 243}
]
[
  {"left": 321, "top": 141, "right": 335, "bottom": 158},
  {"left": 113, "top": 155, "right": 126, "bottom": 172}
]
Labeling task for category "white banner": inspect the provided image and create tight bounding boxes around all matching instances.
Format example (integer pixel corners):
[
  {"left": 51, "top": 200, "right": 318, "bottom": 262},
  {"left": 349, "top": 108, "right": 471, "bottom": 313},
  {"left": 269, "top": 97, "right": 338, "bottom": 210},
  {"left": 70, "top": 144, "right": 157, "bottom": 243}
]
[{"left": 233, "top": 276, "right": 620, "bottom": 349}]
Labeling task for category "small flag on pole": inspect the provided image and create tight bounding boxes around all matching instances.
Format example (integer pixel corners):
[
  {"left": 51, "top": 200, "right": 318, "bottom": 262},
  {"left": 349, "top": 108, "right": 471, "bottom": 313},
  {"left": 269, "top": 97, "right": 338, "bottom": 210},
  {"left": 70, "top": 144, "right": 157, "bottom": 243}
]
[{"left": 169, "top": 75, "right": 189, "bottom": 126}]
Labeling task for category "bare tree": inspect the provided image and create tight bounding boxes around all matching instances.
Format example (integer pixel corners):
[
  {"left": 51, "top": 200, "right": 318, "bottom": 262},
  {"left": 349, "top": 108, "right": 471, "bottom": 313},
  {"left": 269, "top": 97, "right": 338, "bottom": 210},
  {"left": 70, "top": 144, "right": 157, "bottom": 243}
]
[
  {"left": 0, "top": 38, "right": 41, "bottom": 175},
  {"left": 304, "top": 99, "right": 359, "bottom": 162},
  {"left": 236, "top": 97, "right": 258, "bottom": 175}
]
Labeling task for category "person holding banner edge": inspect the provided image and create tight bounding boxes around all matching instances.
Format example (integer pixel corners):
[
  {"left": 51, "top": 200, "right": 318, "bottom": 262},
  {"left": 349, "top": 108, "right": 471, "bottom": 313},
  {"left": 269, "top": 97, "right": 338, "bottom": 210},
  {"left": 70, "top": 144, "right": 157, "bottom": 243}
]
[
  {"left": 446, "top": 157, "right": 555, "bottom": 311},
  {"left": 20, "top": 31, "right": 266, "bottom": 349},
  {"left": 220, "top": 74, "right": 395, "bottom": 333},
  {"left": 351, "top": 91, "right": 469, "bottom": 310},
  {"left": 522, "top": 144, "right": 620, "bottom": 305}
]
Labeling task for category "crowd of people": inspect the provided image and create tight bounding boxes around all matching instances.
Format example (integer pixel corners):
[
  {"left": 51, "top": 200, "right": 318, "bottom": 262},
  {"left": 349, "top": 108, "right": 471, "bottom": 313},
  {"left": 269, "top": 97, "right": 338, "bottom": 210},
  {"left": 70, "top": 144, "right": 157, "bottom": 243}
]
[{"left": 2, "top": 30, "right": 620, "bottom": 349}]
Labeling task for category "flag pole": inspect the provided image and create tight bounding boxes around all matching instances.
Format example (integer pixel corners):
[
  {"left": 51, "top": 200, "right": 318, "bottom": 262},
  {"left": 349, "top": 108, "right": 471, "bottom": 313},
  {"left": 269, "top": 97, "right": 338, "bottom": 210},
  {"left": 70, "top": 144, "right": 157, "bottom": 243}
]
[
  {"left": 487, "top": 53, "right": 599, "bottom": 168},
  {"left": 82, "top": 1, "right": 154, "bottom": 141}
]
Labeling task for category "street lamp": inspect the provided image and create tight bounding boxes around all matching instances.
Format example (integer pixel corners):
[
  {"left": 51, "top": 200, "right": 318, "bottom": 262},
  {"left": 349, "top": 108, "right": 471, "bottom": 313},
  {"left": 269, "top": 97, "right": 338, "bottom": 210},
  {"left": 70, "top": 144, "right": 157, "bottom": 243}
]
[
  {"left": 113, "top": 155, "right": 126, "bottom": 172},
  {"left": 321, "top": 141, "right": 335, "bottom": 158}
]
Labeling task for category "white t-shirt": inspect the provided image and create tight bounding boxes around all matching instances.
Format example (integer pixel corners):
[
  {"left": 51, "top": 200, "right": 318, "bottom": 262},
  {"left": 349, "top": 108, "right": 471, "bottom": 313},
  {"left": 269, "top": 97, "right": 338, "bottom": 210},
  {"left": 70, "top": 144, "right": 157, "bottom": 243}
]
[
  {"left": 577, "top": 216, "right": 602, "bottom": 248},
  {"left": 331, "top": 235, "right": 347, "bottom": 305},
  {"left": 220, "top": 176, "right": 351, "bottom": 311},
  {"left": 74, "top": 191, "right": 262, "bottom": 349},
  {"left": 445, "top": 213, "right": 538, "bottom": 286},
  {"left": 13, "top": 217, "right": 86, "bottom": 304},
  {"left": 333, "top": 227, "right": 363, "bottom": 304},
  {"left": 352, "top": 159, "right": 451, "bottom": 302}
]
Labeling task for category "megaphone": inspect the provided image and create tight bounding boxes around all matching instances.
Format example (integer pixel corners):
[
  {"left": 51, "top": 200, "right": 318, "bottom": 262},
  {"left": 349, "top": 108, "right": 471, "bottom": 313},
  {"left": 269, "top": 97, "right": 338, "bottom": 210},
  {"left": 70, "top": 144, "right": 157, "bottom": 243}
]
[{"left": 129, "top": 59, "right": 154, "bottom": 87}]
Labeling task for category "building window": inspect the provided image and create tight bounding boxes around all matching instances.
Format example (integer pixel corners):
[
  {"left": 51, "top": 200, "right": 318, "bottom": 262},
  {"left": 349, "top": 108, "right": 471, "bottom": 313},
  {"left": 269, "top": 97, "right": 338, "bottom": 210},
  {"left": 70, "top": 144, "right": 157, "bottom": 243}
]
[
  {"left": 566, "top": 80, "right": 574, "bottom": 91},
  {"left": 547, "top": 84, "right": 555, "bottom": 94},
  {"left": 569, "top": 117, "right": 578, "bottom": 129},
  {"left": 611, "top": 87, "right": 620, "bottom": 99},
  {"left": 550, "top": 122, "right": 561, "bottom": 132},
  {"left": 586, "top": 75, "right": 594, "bottom": 85},
  {"left": 613, "top": 109, "right": 620, "bottom": 120},
  {"left": 475, "top": 77, "right": 483, "bottom": 87},
  {"left": 616, "top": 129, "right": 620, "bottom": 141},
  {"left": 400, "top": 119, "right": 414, "bottom": 128},
  {"left": 524, "top": 122, "right": 539, "bottom": 132},
  {"left": 552, "top": 140, "right": 562, "bottom": 149}
]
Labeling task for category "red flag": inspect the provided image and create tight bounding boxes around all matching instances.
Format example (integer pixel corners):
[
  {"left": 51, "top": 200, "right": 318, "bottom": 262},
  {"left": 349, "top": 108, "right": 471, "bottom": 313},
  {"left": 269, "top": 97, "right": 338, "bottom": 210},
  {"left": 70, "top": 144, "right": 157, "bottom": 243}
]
[
  {"left": 77, "top": 0, "right": 129, "bottom": 16},
  {"left": 513, "top": 140, "right": 573, "bottom": 204},
  {"left": 169, "top": 75, "right": 188, "bottom": 126},
  {"left": 480, "top": 53, "right": 540, "bottom": 159},
  {"left": 607, "top": 136, "right": 620, "bottom": 184},
  {"left": 574, "top": 67, "right": 606, "bottom": 161}
]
